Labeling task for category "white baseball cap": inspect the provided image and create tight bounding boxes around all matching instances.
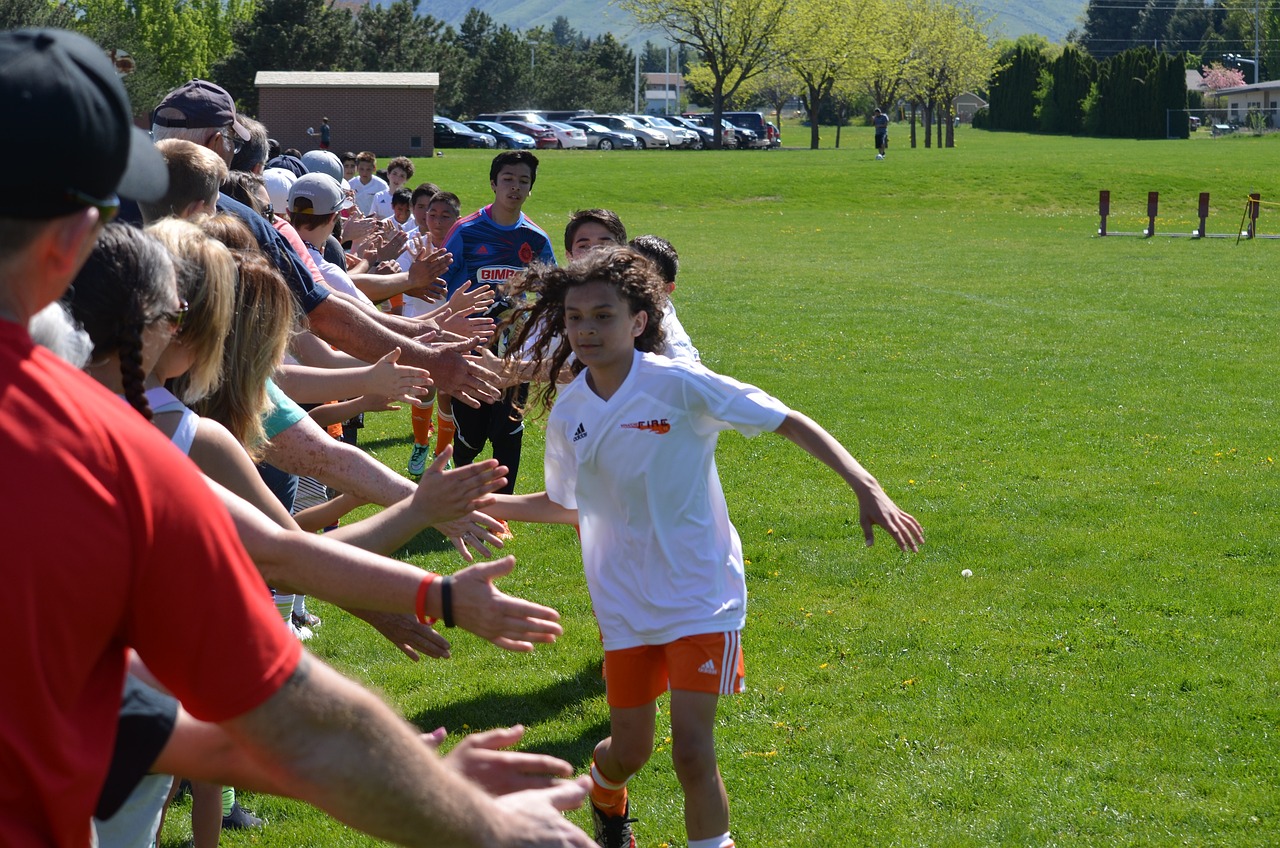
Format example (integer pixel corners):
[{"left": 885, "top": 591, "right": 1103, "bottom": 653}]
[{"left": 288, "top": 173, "right": 354, "bottom": 216}]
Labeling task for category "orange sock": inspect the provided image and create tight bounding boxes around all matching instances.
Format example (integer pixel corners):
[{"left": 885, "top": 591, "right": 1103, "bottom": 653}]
[
  {"left": 411, "top": 402, "right": 434, "bottom": 445},
  {"left": 590, "top": 760, "right": 628, "bottom": 813},
  {"left": 434, "top": 406, "right": 456, "bottom": 457}
]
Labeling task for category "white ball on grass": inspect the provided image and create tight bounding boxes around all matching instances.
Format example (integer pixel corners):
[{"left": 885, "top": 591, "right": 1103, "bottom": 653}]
[{"left": 961, "top": 568, "right": 973, "bottom": 578}]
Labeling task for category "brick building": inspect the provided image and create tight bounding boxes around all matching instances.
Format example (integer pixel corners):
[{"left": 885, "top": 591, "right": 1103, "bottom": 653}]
[{"left": 255, "top": 71, "right": 439, "bottom": 157}]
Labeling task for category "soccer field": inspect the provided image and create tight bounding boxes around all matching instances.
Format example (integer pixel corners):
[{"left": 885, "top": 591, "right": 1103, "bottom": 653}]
[{"left": 195, "top": 128, "right": 1280, "bottom": 847}]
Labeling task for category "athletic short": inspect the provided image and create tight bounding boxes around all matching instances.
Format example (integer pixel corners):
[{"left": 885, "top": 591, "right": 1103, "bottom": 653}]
[
  {"left": 875, "top": 130, "right": 888, "bottom": 149},
  {"left": 603, "top": 631, "right": 745, "bottom": 708}
]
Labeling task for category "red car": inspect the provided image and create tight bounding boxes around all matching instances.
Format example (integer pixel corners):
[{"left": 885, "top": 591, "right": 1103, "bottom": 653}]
[{"left": 501, "top": 121, "right": 558, "bottom": 149}]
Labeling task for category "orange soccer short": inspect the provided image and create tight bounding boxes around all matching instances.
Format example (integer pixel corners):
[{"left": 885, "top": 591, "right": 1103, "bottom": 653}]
[{"left": 603, "top": 631, "right": 745, "bottom": 709}]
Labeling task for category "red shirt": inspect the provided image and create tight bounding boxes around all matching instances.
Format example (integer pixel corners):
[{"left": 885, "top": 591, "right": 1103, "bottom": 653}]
[{"left": 0, "top": 320, "right": 302, "bottom": 847}]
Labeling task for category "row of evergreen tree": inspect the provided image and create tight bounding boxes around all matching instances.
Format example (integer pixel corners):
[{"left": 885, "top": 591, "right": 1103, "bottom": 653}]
[{"left": 979, "top": 45, "right": 1188, "bottom": 139}]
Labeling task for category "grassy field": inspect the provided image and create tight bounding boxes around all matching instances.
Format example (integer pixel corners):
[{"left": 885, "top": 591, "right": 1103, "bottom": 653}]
[{"left": 174, "top": 128, "right": 1280, "bottom": 846}]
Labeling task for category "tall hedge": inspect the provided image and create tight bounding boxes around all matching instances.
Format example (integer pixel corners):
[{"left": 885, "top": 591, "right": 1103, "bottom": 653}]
[{"left": 987, "top": 45, "right": 1047, "bottom": 132}]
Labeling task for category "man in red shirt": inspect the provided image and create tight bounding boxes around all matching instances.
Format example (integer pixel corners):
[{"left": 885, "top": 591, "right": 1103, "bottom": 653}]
[{"left": 0, "top": 28, "right": 593, "bottom": 848}]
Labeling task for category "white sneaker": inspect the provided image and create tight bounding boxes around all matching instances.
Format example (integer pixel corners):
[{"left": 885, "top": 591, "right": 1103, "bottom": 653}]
[{"left": 876, "top": 153, "right": 885, "bottom": 159}]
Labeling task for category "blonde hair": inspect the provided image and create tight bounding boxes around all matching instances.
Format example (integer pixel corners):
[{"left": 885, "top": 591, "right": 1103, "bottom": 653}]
[
  {"left": 139, "top": 139, "right": 228, "bottom": 223},
  {"left": 197, "top": 213, "right": 299, "bottom": 457},
  {"left": 146, "top": 218, "right": 236, "bottom": 402}
]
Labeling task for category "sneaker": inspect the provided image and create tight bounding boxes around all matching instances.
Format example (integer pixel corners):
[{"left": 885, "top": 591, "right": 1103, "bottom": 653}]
[
  {"left": 222, "top": 801, "right": 265, "bottom": 830},
  {"left": 591, "top": 801, "right": 637, "bottom": 848},
  {"left": 876, "top": 153, "right": 885, "bottom": 159},
  {"left": 407, "top": 443, "right": 430, "bottom": 477}
]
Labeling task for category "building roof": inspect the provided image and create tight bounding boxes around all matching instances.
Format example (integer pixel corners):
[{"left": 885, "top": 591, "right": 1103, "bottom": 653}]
[
  {"left": 1186, "top": 69, "right": 1209, "bottom": 92},
  {"left": 255, "top": 71, "right": 439, "bottom": 88},
  {"left": 1216, "top": 79, "right": 1280, "bottom": 94}
]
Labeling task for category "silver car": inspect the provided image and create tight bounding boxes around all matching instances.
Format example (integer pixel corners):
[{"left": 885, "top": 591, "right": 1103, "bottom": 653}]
[
  {"left": 626, "top": 114, "right": 700, "bottom": 149},
  {"left": 580, "top": 115, "right": 670, "bottom": 149}
]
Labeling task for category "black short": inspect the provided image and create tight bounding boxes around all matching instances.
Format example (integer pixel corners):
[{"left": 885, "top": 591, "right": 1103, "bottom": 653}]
[{"left": 875, "top": 130, "right": 888, "bottom": 148}]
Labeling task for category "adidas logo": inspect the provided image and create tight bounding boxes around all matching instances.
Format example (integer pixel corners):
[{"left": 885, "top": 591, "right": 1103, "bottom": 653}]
[
  {"left": 476, "top": 245, "right": 489, "bottom": 255},
  {"left": 572, "top": 422, "right": 588, "bottom": 442},
  {"left": 697, "top": 659, "right": 717, "bottom": 675}
]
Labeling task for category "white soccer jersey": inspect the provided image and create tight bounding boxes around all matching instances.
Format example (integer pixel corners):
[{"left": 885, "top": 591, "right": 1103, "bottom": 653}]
[
  {"left": 351, "top": 175, "right": 388, "bottom": 215},
  {"left": 661, "top": 302, "right": 700, "bottom": 364},
  {"left": 545, "top": 350, "right": 789, "bottom": 650}
]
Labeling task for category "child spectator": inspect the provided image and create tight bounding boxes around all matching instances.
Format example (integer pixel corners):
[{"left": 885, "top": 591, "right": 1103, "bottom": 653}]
[
  {"left": 489, "top": 247, "right": 923, "bottom": 848},
  {"left": 341, "top": 151, "right": 358, "bottom": 181},
  {"left": 137, "top": 139, "right": 227, "bottom": 224},
  {"left": 389, "top": 188, "right": 414, "bottom": 230}
]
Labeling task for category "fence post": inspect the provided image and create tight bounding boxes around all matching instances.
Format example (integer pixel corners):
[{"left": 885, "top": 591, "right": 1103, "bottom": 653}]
[
  {"left": 1196, "top": 192, "right": 1210, "bottom": 238},
  {"left": 1247, "top": 192, "right": 1260, "bottom": 238},
  {"left": 1098, "top": 190, "right": 1109, "bottom": 236},
  {"left": 1145, "top": 191, "right": 1158, "bottom": 237}
]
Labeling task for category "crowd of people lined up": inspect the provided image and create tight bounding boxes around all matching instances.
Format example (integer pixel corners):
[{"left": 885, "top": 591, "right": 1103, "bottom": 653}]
[{"left": 2, "top": 26, "right": 923, "bottom": 848}]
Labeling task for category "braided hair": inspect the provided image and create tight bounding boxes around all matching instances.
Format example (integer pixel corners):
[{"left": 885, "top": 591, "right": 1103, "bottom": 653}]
[{"left": 64, "top": 223, "right": 177, "bottom": 421}]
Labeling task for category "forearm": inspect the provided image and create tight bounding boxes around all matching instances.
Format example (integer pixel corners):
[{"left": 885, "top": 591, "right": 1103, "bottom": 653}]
[
  {"left": 293, "top": 493, "right": 365, "bottom": 533},
  {"left": 276, "top": 363, "right": 383, "bottom": 403},
  {"left": 349, "top": 271, "right": 415, "bottom": 303},
  {"left": 261, "top": 416, "right": 416, "bottom": 506},
  {"left": 289, "top": 330, "right": 369, "bottom": 369},
  {"left": 488, "top": 492, "right": 579, "bottom": 525},
  {"left": 308, "top": 398, "right": 367, "bottom": 428},
  {"left": 222, "top": 656, "right": 506, "bottom": 848}
]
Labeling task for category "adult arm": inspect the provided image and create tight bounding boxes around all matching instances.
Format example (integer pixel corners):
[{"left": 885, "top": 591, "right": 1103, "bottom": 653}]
[
  {"left": 274, "top": 348, "right": 431, "bottom": 405},
  {"left": 219, "top": 655, "right": 597, "bottom": 848},
  {"left": 304, "top": 294, "right": 500, "bottom": 407},
  {"left": 773, "top": 411, "right": 924, "bottom": 552}
]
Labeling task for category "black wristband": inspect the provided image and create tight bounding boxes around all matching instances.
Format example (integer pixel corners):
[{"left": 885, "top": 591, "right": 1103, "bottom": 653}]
[{"left": 441, "top": 574, "right": 455, "bottom": 628}]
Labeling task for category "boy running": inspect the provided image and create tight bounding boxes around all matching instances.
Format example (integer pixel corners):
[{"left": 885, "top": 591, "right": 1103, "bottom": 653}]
[{"left": 488, "top": 248, "right": 923, "bottom": 848}]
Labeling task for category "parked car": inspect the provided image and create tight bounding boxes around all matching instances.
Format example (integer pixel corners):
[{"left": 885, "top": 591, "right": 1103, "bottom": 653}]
[
  {"left": 500, "top": 120, "right": 558, "bottom": 149},
  {"left": 475, "top": 111, "right": 546, "bottom": 125},
  {"left": 539, "top": 109, "right": 594, "bottom": 123},
  {"left": 544, "top": 121, "right": 590, "bottom": 149},
  {"left": 566, "top": 120, "right": 638, "bottom": 150},
  {"left": 668, "top": 115, "right": 715, "bottom": 148},
  {"left": 626, "top": 114, "right": 700, "bottom": 149},
  {"left": 680, "top": 113, "right": 736, "bottom": 147},
  {"left": 465, "top": 120, "right": 536, "bottom": 149},
  {"left": 579, "top": 115, "right": 670, "bottom": 149},
  {"left": 722, "top": 111, "right": 772, "bottom": 148},
  {"left": 765, "top": 121, "right": 782, "bottom": 147},
  {"left": 434, "top": 116, "right": 496, "bottom": 149}
]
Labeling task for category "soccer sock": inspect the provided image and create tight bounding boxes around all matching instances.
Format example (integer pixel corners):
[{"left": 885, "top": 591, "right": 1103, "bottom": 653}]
[
  {"left": 590, "top": 759, "right": 628, "bottom": 813},
  {"left": 688, "top": 835, "right": 734, "bottom": 848},
  {"left": 273, "top": 592, "right": 295, "bottom": 624},
  {"left": 292, "top": 595, "right": 309, "bottom": 619},
  {"left": 434, "top": 407, "right": 456, "bottom": 457},
  {"left": 411, "top": 401, "right": 434, "bottom": 446},
  {"left": 221, "top": 786, "right": 234, "bottom": 817}
]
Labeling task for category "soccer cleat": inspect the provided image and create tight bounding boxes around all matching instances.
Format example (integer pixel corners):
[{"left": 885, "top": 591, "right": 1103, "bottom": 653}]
[
  {"left": 221, "top": 801, "right": 265, "bottom": 830},
  {"left": 407, "top": 443, "right": 430, "bottom": 477},
  {"left": 292, "top": 610, "right": 321, "bottom": 630},
  {"left": 591, "top": 801, "right": 637, "bottom": 848}
]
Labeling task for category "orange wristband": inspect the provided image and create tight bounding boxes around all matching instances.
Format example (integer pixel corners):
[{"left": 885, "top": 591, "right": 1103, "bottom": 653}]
[{"left": 415, "top": 572, "right": 439, "bottom": 625}]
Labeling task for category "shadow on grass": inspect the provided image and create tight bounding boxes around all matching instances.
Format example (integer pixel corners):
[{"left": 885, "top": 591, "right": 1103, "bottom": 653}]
[
  {"left": 359, "top": 433, "right": 410, "bottom": 452},
  {"left": 407, "top": 661, "right": 611, "bottom": 767}
]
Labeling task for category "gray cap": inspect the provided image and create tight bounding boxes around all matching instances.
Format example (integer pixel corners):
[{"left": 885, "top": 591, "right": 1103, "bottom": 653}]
[{"left": 288, "top": 172, "right": 354, "bottom": 216}]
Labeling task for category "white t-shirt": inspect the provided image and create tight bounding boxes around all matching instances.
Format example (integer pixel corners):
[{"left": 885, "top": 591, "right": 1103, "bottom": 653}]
[
  {"left": 305, "top": 243, "right": 376, "bottom": 310},
  {"left": 369, "top": 188, "right": 406, "bottom": 222},
  {"left": 545, "top": 350, "right": 789, "bottom": 650},
  {"left": 393, "top": 223, "right": 441, "bottom": 318},
  {"left": 661, "top": 302, "right": 699, "bottom": 364},
  {"left": 351, "top": 175, "right": 388, "bottom": 215}
]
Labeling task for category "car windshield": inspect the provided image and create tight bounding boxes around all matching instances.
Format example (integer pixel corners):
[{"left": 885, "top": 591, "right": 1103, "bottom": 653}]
[
  {"left": 577, "top": 122, "right": 607, "bottom": 132},
  {"left": 548, "top": 122, "right": 572, "bottom": 130},
  {"left": 648, "top": 117, "right": 677, "bottom": 128}
]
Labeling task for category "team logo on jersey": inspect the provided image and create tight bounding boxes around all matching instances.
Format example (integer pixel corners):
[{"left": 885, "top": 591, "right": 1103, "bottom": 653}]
[
  {"left": 475, "top": 245, "right": 489, "bottom": 255},
  {"left": 572, "top": 422, "right": 588, "bottom": 442},
  {"left": 519, "top": 242, "right": 534, "bottom": 264},
  {"left": 620, "top": 419, "right": 671, "bottom": 435},
  {"left": 478, "top": 266, "right": 521, "bottom": 284}
]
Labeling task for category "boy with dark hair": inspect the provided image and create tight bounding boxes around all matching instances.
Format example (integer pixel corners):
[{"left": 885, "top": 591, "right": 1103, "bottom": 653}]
[
  {"left": 873, "top": 107, "right": 889, "bottom": 159},
  {"left": 436, "top": 152, "right": 553, "bottom": 495},
  {"left": 351, "top": 151, "right": 386, "bottom": 214},
  {"left": 563, "top": 208, "right": 627, "bottom": 256},
  {"left": 372, "top": 156, "right": 415, "bottom": 220},
  {"left": 389, "top": 188, "right": 413, "bottom": 230}
]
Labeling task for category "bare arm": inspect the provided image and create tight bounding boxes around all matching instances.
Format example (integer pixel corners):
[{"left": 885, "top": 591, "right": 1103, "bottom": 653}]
[
  {"left": 303, "top": 295, "right": 500, "bottom": 407},
  {"left": 220, "top": 655, "right": 597, "bottom": 848},
  {"left": 274, "top": 348, "right": 431, "bottom": 405},
  {"left": 773, "top": 411, "right": 924, "bottom": 552},
  {"left": 487, "top": 492, "right": 579, "bottom": 526}
]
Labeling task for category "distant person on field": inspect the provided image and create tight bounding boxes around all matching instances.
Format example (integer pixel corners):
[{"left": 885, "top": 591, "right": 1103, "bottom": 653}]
[
  {"left": 320, "top": 116, "right": 331, "bottom": 149},
  {"left": 873, "top": 107, "right": 889, "bottom": 159}
]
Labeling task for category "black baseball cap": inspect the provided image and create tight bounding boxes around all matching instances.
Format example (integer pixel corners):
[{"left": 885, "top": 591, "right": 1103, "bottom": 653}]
[
  {"left": 152, "top": 79, "right": 249, "bottom": 140},
  {"left": 0, "top": 28, "right": 167, "bottom": 217}
]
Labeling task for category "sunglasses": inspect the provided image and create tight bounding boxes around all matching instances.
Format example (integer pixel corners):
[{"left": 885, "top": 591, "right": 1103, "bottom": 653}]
[
  {"left": 222, "top": 127, "right": 244, "bottom": 155},
  {"left": 159, "top": 298, "right": 189, "bottom": 330},
  {"left": 65, "top": 189, "right": 120, "bottom": 224}
]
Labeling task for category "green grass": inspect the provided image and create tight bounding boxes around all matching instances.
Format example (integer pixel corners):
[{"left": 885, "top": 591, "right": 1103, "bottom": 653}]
[{"left": 180, "top": 129, "right": 1280, "bottom": 846}]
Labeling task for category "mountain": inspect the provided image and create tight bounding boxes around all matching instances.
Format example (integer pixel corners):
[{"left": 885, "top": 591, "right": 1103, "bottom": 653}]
[{"left": 416, "top": 0, "right": 1088, "bottom": 47}]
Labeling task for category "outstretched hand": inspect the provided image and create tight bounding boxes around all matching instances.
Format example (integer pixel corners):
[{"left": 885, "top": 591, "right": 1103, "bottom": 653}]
[
  {"left": 350, "top": 608, "right": 452, "bottom": 661},
  {"left": 449, "top": 555, "right": 562, "bottom": 651},
  {"left": 413, "top": 447, "right": 507, "bottom": 527},
  {"left": 431, "top": 725, "right": 575, "bottom": 795},
  {"left": 436, "top": 507, "right": 507, "bottom": 562}
]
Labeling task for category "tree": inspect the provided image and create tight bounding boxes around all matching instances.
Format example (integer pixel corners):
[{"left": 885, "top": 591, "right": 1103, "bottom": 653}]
[
  {"left": 902, "top": 0, "right": 996, "bottom": 148},
  {"left": 778, "top": 0, "right": 873, "bottom": 149},
  {"left": 1, "top": 0, "right": 74, "bottom": 29},
  {"left": 986, "top": 42, "right": 1046, "bottom": 131},
  {"left": 619, "top": 0, "right": 789, "bottom": 147},
  {"left": 1075, "top": 0, "right": 1144, "bottom": 59},
  {"left": 1035, "top": 45, "right": 1096, "bottom": 134},
  {"left": 213, "top": 0, "right": 355, "bottom": 113}
]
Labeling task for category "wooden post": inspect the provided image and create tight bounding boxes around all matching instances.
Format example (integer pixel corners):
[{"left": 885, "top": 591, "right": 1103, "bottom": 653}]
[
  {"left": 1196, "top": 192, "right": 1210, "bottom": 238},
  {"left": 1145, "top": 191, "right": 1158, "bottom": 237},
  {"left": 1247, "top": 192, "right": 1260, "bottom": 238},
  {"left": 1098, "top": 190, "right": 1110, "bottom": 236}
]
